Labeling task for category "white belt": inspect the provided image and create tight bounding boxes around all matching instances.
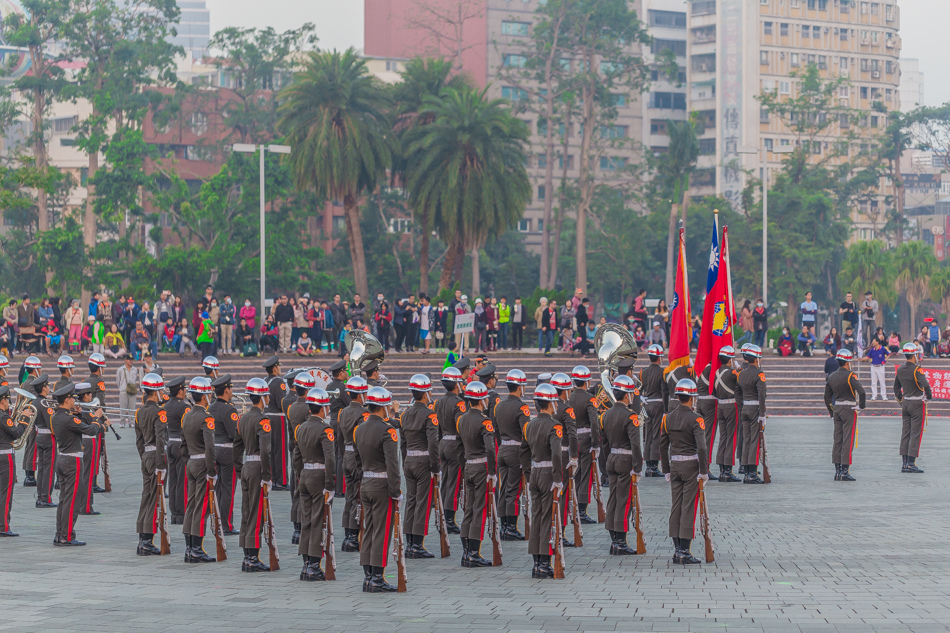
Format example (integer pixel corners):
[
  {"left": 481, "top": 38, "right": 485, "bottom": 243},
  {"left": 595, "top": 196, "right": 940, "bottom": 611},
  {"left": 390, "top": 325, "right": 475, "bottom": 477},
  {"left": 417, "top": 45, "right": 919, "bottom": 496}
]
[
  {"left": 561, "top": 447, "right": 569, "bottom": 452},
  {"left": 304, "top": 463, "right": 325, "bottom": 470},
  {"left": 718, "top": 398, "right": 735, "bottom": 404},
  {"left": 266, "top": 413, "right": 284, "bottom": 418},
  {"left": 531, "top": 461, "right": 553, "bottom": 468},
  {"left": 500, "top": 440, "right": 520, "bottom": 446},
  {"left": 577, "top": 427, "right": 591, "bottom": 434},
  {"left": 189, "top": 455, "right": 206, "bottom": 460},
  {"left": 643, "top": 398, "right": 663, "bottom": 403},
  {"left": 0, "top": 448, "right": 14, "bottom": 455},
  {"left": 743, "top": 400, "right": 759, "bottom": 406},
  {"left": 611, "top": 448, "right": 633, "bottom": 455},
  {"left": 671, "top": 454, "right": 699, "bottom": 462},
  {"left": 244, "top": 455, "right": 261, "bottom": 462},
  {"left": 442, "top": 435, "right": 457, "bottom": 440},
  {"left": 903, "top": 396, "right": 926, "bottom": 401},
  {"left": 345, "top": 446, "right": 355, "bottom": 452},
  {"left": 60, "top": 451, "right": 83, "bottom": 458},
  {"left": 215, "top": 443, "right": 233, "bottom": 448},
  {"left": 35, "top": 428, "right": 52, "bottom": 435},
  {"left": 698, "top": 395, "right": 715, "bottom": 400},
  {"left": 144, "top": 445, "right": 157, "bottom": 452},
  {"left": 363, "top": 471, "right": 387, "bottom": 479},
  {"left": 467, "top": 457, "right": 487, "bottom": 465},
  {"left": 167, "top": 437, "right": 182, "bottom": 442},
  {"left": 835, "top": 401, "right": 857, "bottom": 406},
  {"left": 406, "top": 450, "right": 429, "bottom": 457}
]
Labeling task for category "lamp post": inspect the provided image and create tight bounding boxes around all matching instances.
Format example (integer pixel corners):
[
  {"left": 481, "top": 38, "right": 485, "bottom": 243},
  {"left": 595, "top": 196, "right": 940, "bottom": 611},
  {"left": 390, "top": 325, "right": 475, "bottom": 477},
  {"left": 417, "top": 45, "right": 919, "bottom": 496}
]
[{"left": 232, "top": 143, "right": 291, "bottom": 319}]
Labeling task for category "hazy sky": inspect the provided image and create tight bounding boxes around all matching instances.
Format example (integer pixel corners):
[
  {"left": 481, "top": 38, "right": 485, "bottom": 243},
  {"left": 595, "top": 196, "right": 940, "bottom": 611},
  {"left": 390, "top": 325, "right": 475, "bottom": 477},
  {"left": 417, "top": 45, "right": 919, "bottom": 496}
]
[{"left": 205, "top": 0, "right": 948, "bottom": 106}]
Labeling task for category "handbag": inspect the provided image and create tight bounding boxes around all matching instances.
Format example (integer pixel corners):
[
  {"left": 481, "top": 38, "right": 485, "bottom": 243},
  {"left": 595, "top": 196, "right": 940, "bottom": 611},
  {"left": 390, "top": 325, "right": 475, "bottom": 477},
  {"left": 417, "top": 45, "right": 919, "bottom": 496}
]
[{"left": 242, "top": 341, "right": 259, "bottom": 357}]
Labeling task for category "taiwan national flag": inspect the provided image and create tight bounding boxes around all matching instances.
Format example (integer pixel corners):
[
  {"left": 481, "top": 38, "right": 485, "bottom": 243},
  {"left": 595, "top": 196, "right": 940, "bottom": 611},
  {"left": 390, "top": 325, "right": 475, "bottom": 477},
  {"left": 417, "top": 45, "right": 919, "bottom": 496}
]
[
  {"left": 666, "top": 227, "right": 692, "bottom": 375},
  {"left": 695, "top": 218, "right": 736, "bottom": 390}
]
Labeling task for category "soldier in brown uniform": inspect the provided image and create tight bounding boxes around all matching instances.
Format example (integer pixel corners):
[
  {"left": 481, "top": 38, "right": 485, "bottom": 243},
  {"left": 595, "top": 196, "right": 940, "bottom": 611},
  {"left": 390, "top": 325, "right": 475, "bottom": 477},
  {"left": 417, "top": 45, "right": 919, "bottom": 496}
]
[
  {"left": 894, "top": 342, "right": 932, "bottom": 473},
  {"left": 476, "top": 364, "right": 501, "bottom": 427},
  {"left": 401, "top": 374, "right": 439, "bottom": 559},
  {"left": 363, "top": 360, "right": 383, "bottom": 388},
  {"left": 19, "top": 356, "right": 42, "bottom": 488},
  {"left": 695, "top": 362, "right": 718, "bottom": 482},
  {"left": 74, "top": 383, "right": 102, "bottom": 516},
  {"left": 662, "top": 363, "right": 694, "bottom": 415},
  {"left": 823, "top": 349, "right": 866, "bottom": 481},
  {"left": 326, "top": 360, "right": 350, "bottom": 496},
  {"left": 495, "top": 369, "right": 530, "bottom": 541},
  {"left": 737, "top": 344, "right": 767, "bottom": 484},
  {"left": 209, "top": 375, "right": 241, "bottom": 534},
  {"left": 568, "top": 366, "right": 601, "bottom": 524},
  {"left": 520, "top": 383, "right": 564, "bottom": 579},
  {"left": 234, "top": 378, "right": 273, "bottom": 572},
  {"left": 295, "top": 387, "right": 336, "bottom": 581},
  {"left": 354, "top": 386, "right": 402, "bottom": 593},
  {"left": 659, "top": 378, "right": 709, "bottom": 565},
  {"left": 84, "top": 354, "right": 108, "bottom": 493},
  {"left": 180, "top": 377, "right": 216, "bottom": 563},
  {"left": 435, "top": 366, "right": 466, "bottom": 534},
  {"left": 0, "top": 386, "right": 28, "bottom": 536},
  {"left": 600, "top": 375, "right": 643, "bottom": 555},
  {"left": 338, "top": 376, "right": 368, "bottom": 552},
  {"left": 550, "top": 373, "right": 578, "bottom": 545},
  {"left": 712, "top": 346, "right": 742, "bottom": 482},
  {"left": 456, "top": 381, "right": 498, "bottom": 567},
  {"left": 31, "top": 375, "right": 57, "bottom": 507},
  {"left": 286, "top": 371, "right": 316, "bottom": 544},
  {"left": 51, "top": 384, "right": 108, "bottom": 546},
  {"left": 135, "top": 373, "right": 167, "bottom": 555},
  {"left": 164, "top": 377, "right": 188, "bottom": 524},
  {"left": 639, "top": 345, "right": 665, "bottom": 477},
  {"left": 54, "top": 355, "right": 75, "bottom": 392},
  {"left": 262, "top": 356, "right": 289, "bottom": 490},
  {"left": 0, "top": 356, "right": 8, "bottom": 387}
]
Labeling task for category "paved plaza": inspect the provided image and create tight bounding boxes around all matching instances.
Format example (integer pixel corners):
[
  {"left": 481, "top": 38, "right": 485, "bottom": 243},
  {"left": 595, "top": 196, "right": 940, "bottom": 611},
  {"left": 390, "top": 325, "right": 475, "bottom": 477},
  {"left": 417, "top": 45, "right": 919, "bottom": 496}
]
[{"left": 1, "top": 415, "right": 949, "bottom": 633}]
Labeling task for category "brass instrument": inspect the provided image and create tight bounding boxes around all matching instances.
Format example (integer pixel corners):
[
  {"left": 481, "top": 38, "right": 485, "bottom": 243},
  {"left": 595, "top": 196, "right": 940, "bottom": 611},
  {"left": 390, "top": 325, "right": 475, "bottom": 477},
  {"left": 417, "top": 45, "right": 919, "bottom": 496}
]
[
  {"left": 11, "top": 388, "right": 38, "bottom": 450},
  {"left": 231, "top": 393, "right": 249, "bottom": 415},
  {"left": 344, "top": 330, "right": 385, "bottom": 379},
  {"left": 593, "top": 323, "right": 639, "bottom": 407},
  {"left": 76, "top": 398, "right": 122, "bottom": 440}
]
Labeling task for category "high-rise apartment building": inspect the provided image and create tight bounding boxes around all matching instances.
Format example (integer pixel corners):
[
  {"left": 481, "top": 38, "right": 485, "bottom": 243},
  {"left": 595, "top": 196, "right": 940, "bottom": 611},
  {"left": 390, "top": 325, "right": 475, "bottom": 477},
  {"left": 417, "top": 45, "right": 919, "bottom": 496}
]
[
  {"left": 899, "top": 57, "right": 923, "bottom": 113},
  {"left": 688, "top": 0, "right": 901, "bottom": 240},
  {"left": 642, "top": 0, "right": 689, "bottom": 153},
  {"left": 170, "top": 0, "right": 211, "bottom": 61}
]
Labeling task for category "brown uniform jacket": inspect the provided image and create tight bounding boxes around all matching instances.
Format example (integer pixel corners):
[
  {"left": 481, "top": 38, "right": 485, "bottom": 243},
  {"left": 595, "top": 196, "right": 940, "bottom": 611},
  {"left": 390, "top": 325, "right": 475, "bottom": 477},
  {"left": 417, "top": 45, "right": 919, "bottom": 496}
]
[
  {"left": 0, "top": 409, "right": 26, "bottom": 450},
  {"left": 824, "top": 368, "right": 866, "bottom": 414},
  {"left": 519, "top": 412, "right": 564, "bottom": 482},
  {"left": 295, "top": 415, "right": 337, "bottom": 491},
  {"left": 234, "top": 407, "right": 272, "bottom": 481},
  {"left": 457, "top": 409, "right": 497, "bottom": 475},
  {"left": 554, "top": 398, "right": 578, "bottom": 460},
  {"left": 134, "top": 400, "right": 167, "bottom": 469},
  {"left": 738, "top": 364, "right": 767, "bottom": 416},
  {"left": 894, "top": 362, "right": 932, "bottom": 402},
  {"left": 52, "top": 408, "right": 103, "bottom": 454},
  {"left": 208, "top": 398, "right": 240, "bottom": 445},
  {"left": 639, "top": 363, "right": 664, "bottom": 400},
  {"left": 165, "top": 398, "right": 189, "bottom": 440},
  {"left": 658, "top": 405, "right": 709, "bottom": 475},
  {"left": 353, "top": 413, "right": 401, "bottom": 498},
  {"left": 401, "top": 400, "right": 439, "bottom": 473},
  {"left": 600, "top": 401, "right": 643, "bottom": 473},
  {"left": 181, "top": 404, "right": 216, "bottom": 475},
  {"left": 713, "top": 365, "right": 742, "bottom": 401},
  {"left": 568, "top": 387, "right": 602, "bottom": 448},
  {"left": 495, "top": 395, "right": 531, "bottom": 444}
]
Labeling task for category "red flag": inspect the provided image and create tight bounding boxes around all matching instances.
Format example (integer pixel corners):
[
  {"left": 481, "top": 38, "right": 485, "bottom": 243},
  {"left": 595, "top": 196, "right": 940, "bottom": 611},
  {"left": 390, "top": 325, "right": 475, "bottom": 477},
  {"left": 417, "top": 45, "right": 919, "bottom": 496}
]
[
  {"left": 666, "top": 227, "right": 692, "bottom": 375},
  {"left": 696, "top": 226, "right": 736, "bottom": 391}
]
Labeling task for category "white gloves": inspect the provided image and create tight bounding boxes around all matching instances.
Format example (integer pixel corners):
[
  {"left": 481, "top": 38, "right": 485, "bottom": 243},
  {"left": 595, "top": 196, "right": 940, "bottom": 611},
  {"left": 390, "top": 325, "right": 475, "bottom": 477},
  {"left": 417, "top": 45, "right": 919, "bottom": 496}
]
[
  {"left": 207, "top": 474, "right": 218, "bottom": 483},
  {"left": 262, "top": 480, "right": 273, "bottom": 493},
  {"left": 392, "top": 494, "right": 404, "bottom": 504},
  {"left": 551, "top": 482, "right": 563, "bottom": 493},
  {"left": 591, "top": 448, "right": 600, "bottom": 459},
  {"left": 325, "top": 490, "right": 335, "bottom": 503},
  {"left": 629, "top": 469, "right": 637, "bottom": 478},
  {"left": 697, "top": 473, "right": 709, "bottom": 482},
  {"left": 758, "top": 417, "right": 766, "bottom": 427},
  {"left": 487, "top": 475, "right": 498, "bottom": 488},
  {"left": 156, "top": 469, "right": 166, "bottom": 477},
  {"left": 664, "top": 473, "right": 671, "bottom": 482},
  {"left": 568, "top": 458, "right": 578, "bottom": 471}
]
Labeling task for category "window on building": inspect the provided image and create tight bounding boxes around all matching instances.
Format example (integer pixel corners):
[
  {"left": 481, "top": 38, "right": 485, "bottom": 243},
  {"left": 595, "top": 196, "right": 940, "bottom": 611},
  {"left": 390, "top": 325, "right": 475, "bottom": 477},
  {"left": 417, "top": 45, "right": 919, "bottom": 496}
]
[
  {"left": 807, "top": 0, "right": 816, "bottom": 8},
  {"left": 610, "top": 93, "right": 627, "bottom": 107},
  {"left": 860, "top": 86, "right": 869, "bottom": 99},
  {"left": 802, "top": 25, "right": 810, "bottom": 38},
  {"left": 870, "top": 116, "right": 879, "bottom": 128},
  {"left": 791, "top": 53, "right": 800, "bottom": 66},
  {"left": 385, "top": 60, "right": 400, "bottom": 72},
  {"left": 600, "top": 125, "right": 628, "bottom": 139},
  {"left": 59, "top": 138, "right": 77, "bottom": 147},
  {"left": 517, "top": 219, "right": 531, "bottom": 232},
  {"left": 537, "top": 153, "right": 547, "bottom": 169},
  {"left": 780, "top": 81, "right": 791, "bottom": 94},
  {"left": 840, "top": 29, "right": 850, "bottom": 41},
  {"left": 764, "top": 138, "right": 774, "bottom": 151},
  {"left": 650, "top": 120, "right": 668, "bottom": 135},
  {"left": 691, "top": 0, "right": 716, "bottom": 16},
  {"left": 650, "top": 39, "right": 686, "bottom": 57},
  {"left": 813, "top": 25, "right": 821, "bottom": 38},
  {"left": 692, "top": 54, "right": 716, "bottom": 72},
  {"left": 652, "top": 92, "right": 686, "bottom": 110},
  {"left": 599, "top": 156, "right": 627, "bottom": 171},
  {"left": 840, "top": 57, "right": 849, "bottom": 69},
  {"left": 537, "top": 185, "right": 546, "bottom": 200},
  {"left": 649, "top": 10, "right": 686, "bottom": 28},
  {"left": 870, "top": 2, "right": 879, "bottom": 15},
  {"left": 760, "top": 107, "right": 770, "bottom": 123},
  {"left": 537, "top": 219, "right": 544, "bottom": 231},
  {"left": 780, "top": 23, "right": 789, "bottom": 37},
  {"left": 190, "top": 112, "right": 208, "bottom": 136},
  {"left": 501, "top": 86, "right": 528, "bottom": 101},
  {"left": 885, "top": 60, "right": 895, "bottom": 74},
  {"left": 503, "top": 54, "right": 527, "bottom": 68},
  {"left": 860, "top": 58, "right": 869, "bottom": 71},
  {"left": 558, "top": 155, "right": 574, "bottom": 169},
  {"left": 699, "top": 138, "right": 716, "bottom": 155},
  {"left": 501, "top": 20, "right": 530, "bottom": 36},
  {"left": 760, "top": 50, "right": 769, "bottom": 65},
  {"left": 390, "top": 218, "right": 412, "bottom": 234},
  {"left": 53, "top": 116, "right": 78, "bottom": 134},
  {"left": 861, "top": 2, "right": 869, "bottom": 14},
  {"left": 763, "top": 79, "right": 776, "bottom": 92},
  {"left": 764, "top": 22, "right": 773, "bottom": 36},
  {"left": 818, "top": 55, "right": 827, "bottom": 69}
]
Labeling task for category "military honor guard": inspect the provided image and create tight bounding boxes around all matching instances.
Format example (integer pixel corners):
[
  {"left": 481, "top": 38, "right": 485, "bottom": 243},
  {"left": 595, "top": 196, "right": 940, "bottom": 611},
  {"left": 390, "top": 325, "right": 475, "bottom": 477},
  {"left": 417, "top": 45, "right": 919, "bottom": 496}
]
[
  {"left": 234, "top": 378, "right": 273, "bottom": 572},
  {"left": 201, "top": 356, "right": 220, "bottom": 381},
  {"left": 435, "top": 366, "right": 465, "bottom": 534},
  {"left": 84, "top": 353, "right": 108, "bottom": 493},
  {"left": 294, "top": 387, "right": 336, "bottom": 581},
  {"left": 712, "top": 346, "right": 742, "bottom": 482},
  {"left": 74, "top": 383, "right": 101, "bottom": 515},
  {"left": 354, "top": 386, "right": 402, "bottom": 592},
  {"left": 164, "top": 377, "right": 189, "bottom": 524},
  {"left": 326, "top": 359, "right": 351, "bottom": 496},
  {"left": 50, "top": 383, "right": 109, "bottom": 546},
  {"left": 695, "top": 361, "right": 718, "bottom": 481},
  {"left": 456, "top": 381, "right": 498, "bottom": 568},
  {"left": 401, "top": 374, "right": 439, "bottom": 558},
  {"left": 495, "top": 369, "right": 530, "bottom": 541},
  {"left": 134, "top": 373, "right": 168, "bottom": 555},
  {"left": 600, "top": 375, "right": 643, "bottom": 555},
  {"left": 0, "top": 355, "right": 9, "bottom": 387},
  {"left": 639, "top": 345, "right": 665, "bottom": 477},
  {"left": 180, "top": 377, "right": 217, "bottom": 563},
  {"left": 737, "top": 344, "right": 767, "bottom": 484},
  {"left": 32, "top": 374, "right": 56, "bottom": 508},
  {"left": 521, "top": 383, "right": 564, "bottom": 579},
  {"left": 0, "top": 385, "right": 28, "bottom": 536},
  {"left": 893, "top": 342, "right": 932, "bottom": 473},
  {"left": 823, "top": 349, "right": 866, "bottom": 481},
  {"left": 209, "top": 374, "right": 241, "bottom": 534},
  {"left": 567, "top": 366, "right": 600, "bottom": 524},
  {"left": 262, "top": 355, "right": 289, "bottom": 490},
  {"left": 550, "top": 373, "right": 577, "bottom": 545},
  {"left": 363, "top": 360, "right": 383, "bottom": 388},
  {"left": 54, "top": 355, "right": 75, "bottom": 391},
  {"left": 20, "top": 356, "right": 42, "bottom": 488},
  {"left": 286, "top": 371, "right": 317, "bottom": 544},
  {"left": 658, "top": 378, "right": 709, "bottom": 565},
  {"left": 339, "top": 376, "right": 368, "bottom": 551}
]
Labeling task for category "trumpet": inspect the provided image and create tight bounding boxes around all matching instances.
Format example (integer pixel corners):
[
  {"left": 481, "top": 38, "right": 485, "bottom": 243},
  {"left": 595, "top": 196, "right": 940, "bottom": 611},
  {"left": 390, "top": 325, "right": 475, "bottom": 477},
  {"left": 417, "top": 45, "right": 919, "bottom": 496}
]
[
  {"left": 11, "top": 388, "right": 38, "bottom": 450},
  {"left": 76, "top": 398, "right": 122, "bottom": 440}
]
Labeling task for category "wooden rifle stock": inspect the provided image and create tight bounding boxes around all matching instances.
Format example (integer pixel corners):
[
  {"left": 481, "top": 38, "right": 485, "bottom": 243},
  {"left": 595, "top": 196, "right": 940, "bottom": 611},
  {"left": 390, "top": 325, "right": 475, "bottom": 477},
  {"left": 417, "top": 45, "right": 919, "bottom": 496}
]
[
  {"left": 156, "top": 472, "right": 171, "bottom": 555},
  {"left": 551, "top": 488, "right": 565, "bottom": 579},
  {"left": 392, "top": 502, "right": 407, "bottom": 592},
  {"left": 324, "top": 491, "right": 336, "bottom": 580},
  {"left": 102, "top": 437, "right": 112, "bottom": 492},
  {"left": 487, "top": 478, "right": 503, "bottom": 566},
  {"left": 759, "top": 421, "right": 771, "bottom": 484},
  {"left": 631, "top": 475, "right": 646, "bottom": 555},
  {"left": 698, "top": 479, "right": 715, "bottom": 563},
  {"left": 592, "top": 460, "right": 606, "bottom": 523},
  {"left": 207, "top": 478, "right": 227, "bottom": 561},
  {"left": 431, "top": 474, "right": 451, "bottom": 557},
  {"left": 568, "top": 465, "right": 583, "bottom": 547},
  {"left": 262, "top": 488, "right": 280, "bottom": 571}
]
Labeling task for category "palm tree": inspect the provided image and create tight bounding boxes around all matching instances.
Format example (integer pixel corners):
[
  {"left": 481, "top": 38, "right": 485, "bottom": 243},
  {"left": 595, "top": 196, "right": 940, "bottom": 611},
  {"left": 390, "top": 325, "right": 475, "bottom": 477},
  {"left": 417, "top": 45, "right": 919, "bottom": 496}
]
[
  {"left": 405, "top": 86, "right": 531, "bottom": 292},
  {"left": 392, "top": 58, "right": 470, "bottom": 295},
  {"left": 659, "top": 117, "right": 699, "bottom": 304},
  {"left": 837, "top": 239, "right": 895, "bottom": 304},
  {"left": 278, "top": 48, "right": 395, "bottom": 297},
  {"left": 894, "top": 240, "right": 937, "bottom": 334},
  {"left": 929, "top": 264, "right": 950, "bottom": 319}
]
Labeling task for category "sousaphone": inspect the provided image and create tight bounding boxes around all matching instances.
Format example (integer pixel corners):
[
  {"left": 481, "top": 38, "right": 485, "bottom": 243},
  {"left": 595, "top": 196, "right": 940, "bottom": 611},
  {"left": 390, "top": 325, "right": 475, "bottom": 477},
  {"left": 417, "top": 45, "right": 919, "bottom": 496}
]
[
  {"left": 344, "top": 330, "right": 386, "bottom": 384},
  {"left": 593, "top": 323, "right": 639, "bottom": 407}
]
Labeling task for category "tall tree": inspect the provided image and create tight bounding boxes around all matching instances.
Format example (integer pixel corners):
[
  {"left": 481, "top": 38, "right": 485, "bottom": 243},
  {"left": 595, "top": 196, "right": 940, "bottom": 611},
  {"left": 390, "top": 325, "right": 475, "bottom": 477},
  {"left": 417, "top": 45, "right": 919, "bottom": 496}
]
[
  {"left": 405, "top": 0, "right": 484, "bottom": 72},
  {"left": 405, "top": 86, "right": 531, "bottom": 292},
  {"left": 894, "top": 240, "right": 936, "bottom": 334},
  {"left": 656, "top": 116, "right": 699, "bottom": 304},
  {"left": 279, "top": 49, "right": 395, "bottom": 298},
  {"left": 392, "top": 57, "right": 470, "bottom": 296},
  {"left": 837, "top": 240, "right": 895, "bottom": 305}
]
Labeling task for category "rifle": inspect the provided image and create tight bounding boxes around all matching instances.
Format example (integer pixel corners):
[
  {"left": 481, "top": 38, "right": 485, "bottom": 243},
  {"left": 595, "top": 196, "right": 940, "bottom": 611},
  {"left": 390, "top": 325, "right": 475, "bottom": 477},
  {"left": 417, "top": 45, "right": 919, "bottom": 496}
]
[
  {"left": 102, "top": 438, "right": 112, "bottom": 492},
  {"left": 391, "top": 501, "right": 408, "bottom": 592},
  {"left": 487, "top": 477, "right": 503, "bottom": 566},
  {"left": 551, "top": 487, "right": 565, "bottom": 579},
  {"left": 759, "top": 419, "right": 771, "bottom": 484},
  {"left": 567, "top": 465, "right": 583, "bottom": 547},
  {"left": 156, "top": 471, "right": 171, "bottom": 555},
  {"left": 207, "top": 477, "right": 227, "bottom": 561},
  {"left": 520, "top": 473, "right": 531, "bottom": 535},
  {"left": 592, "top": 460, "right": 606, "bottom": 523},
  {"left": 262, "top": 487, "right": 280, "bottom": 571},
  {"left": 630, "top": 475, "right": 646, "bottom": 555},
  {"left": 697, "top": 478, "right": 715, "bottom": 563},
  {"left": 431, "top": 473, "right": 450, "bottom": 557},
  {"left": 323, "top": 491, "right": 336, "bottom": 580}
]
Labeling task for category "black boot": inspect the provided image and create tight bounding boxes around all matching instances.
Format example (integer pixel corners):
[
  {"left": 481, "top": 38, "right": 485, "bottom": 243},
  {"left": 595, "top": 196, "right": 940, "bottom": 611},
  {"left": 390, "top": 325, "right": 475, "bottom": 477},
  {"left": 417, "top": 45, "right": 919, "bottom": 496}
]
[
  {"left": 445, "top": 511, "right": 461, "bottom": 534},
  {"left": 719, "top": 465, "right": 740, "bottom": 483},
  {"left": 243, "top": 548, "right": 270, "bottom": 572},
  {"left": 342, "top": 528, "right": 360, "bottom": 552},
  {"left": 308, "top": 557, "right": 326, "bottom": 581},
  {"left": 23, "top": 473, "right": 36, "bottom": 487},
  {"left": 362, "top": 565, "right": 373, "bottom": 592},
  {"left": 292, "top": 522, "right": 301, "bottom": 545},
  {"left": 578, "top": 504, "right": 596, "bottom": 525},
  {"left": 531, "top": 554, "right": 543, "bottom": 578},
  {"left": 184, "top": 534, "right": 196, "bottom": 562},
  {"left": 743, "top": 466, "right": 764, "bottom": 484},
  {"left": 677, "top": 539, "right": 701, "bottom": 564},
  {"left": 460, "top": 537, "right": 471, "bottom": 566},
  {"left": 907, "top": 456, "right": 924, "bottom": 473},
  {"left": 465, "top": 540, "right": 492, "bottom": 567},
  {"left": 367, "top": 566, "right": 397, "bottom": 592},
  {"left": 137, "top": 534, "right": 161, "bottom": 556},
  {"left": 834, "top": 463, "right": 842, "bottom": 481},
  {"left": 672, "top": 537, "right": 684, "bottom": 563},
  {"left": 192, "top": 537, "right": 215, "bottom": 562},
  {"left": 706, "top": 470, "right": 719, "bottom": 482},
  {"left": 241, "top": 548, "right": 252, "bottom": 571},
  {"left": 414, "top": 534, "right": 434, "bottom": 559},
  {"left": 737, "top": 464, "right": 746, "bottom": 474},
  {"left": 535, "top": 554, "right": 555, "bottom": 578},
  {"left": 610, "top": 531, "right": 637, "bottom": 555},
  {"left": 504, "top": 517, "right": 525, "bottom": 541},
  {"left": 840, "top": 465, "right": 856, "bottom": 482}
]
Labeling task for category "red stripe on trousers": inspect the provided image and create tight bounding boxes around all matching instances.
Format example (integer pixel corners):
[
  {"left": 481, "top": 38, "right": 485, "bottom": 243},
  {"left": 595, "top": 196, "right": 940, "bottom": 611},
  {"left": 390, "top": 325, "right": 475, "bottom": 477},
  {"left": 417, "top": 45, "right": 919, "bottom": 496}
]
[
  {"left": 200, "top": 486, "right": 209, "bottom": 537},
  {"left": 48, "top": 443, "right": 57, "bottom": 500},
  {"left": 227, "top": 466, "right": 236, "bottom": 530},
  {"left": 452, "top": 467, "right": 461, "bottom": 508},
  {"left": 381, "top": 498, "right": 393, "bottom": 569},
  {"left": 66, "top": 457, "right": 80, "bottom": 539},
  {"left": 919, "top": 403, "right": 926, "bottom": 450},
  {"left": 514, "top": 474, "right": 522, "bottom": 515},
  {"left": 253, "top": 489, "right": 264, "bottom": 548},
  {"left": 84, "top": 452, "right": 94, "bottom": 513},
  {"left": 624, "top": 479, "right": 633, "bottom": 528},
  {"left": 280, "top": 416, "right": 287, "bottom": 485},
  {"left": 478, "top": 464, "right": 489, "bottom": 540},
  {"left": 848, "top": 411, "right": 857, "bottom": 464},
  {"left": 3, "top": 454, "right": 13, "bottom": 531}
]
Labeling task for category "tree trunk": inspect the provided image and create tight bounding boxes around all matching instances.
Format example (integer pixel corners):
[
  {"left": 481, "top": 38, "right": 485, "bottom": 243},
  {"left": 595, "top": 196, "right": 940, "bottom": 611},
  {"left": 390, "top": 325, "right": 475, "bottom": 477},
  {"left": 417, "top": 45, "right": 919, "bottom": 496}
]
[
  {"left": 574, "top": 76, "right": 596, "bottom": 296},
  {"left": 30, "top": 46, "right": 52, "bottom": 292},
  {"left": 665, "top": 203, "right": 678, "bottom": 304},
  {"left": 471, "top": 246, "right": 480, "bottom": 297},
  {"left": 343, "top": 193, "right": 369, "bottom": 297},
  {"left": 418, "top": 207, "right": 430, "bottom": 295},
  {"left": 439, "top": 237, "right": 460, "bottom": 292},
  {"left": 895, "top": 150, "right": 904, "bottom": 246},
  {"left": 549, "top": 108, "right": 573, "bottom": 290},
  {"left": 539, "top": 95, "right": 556, "bottom": 289}
]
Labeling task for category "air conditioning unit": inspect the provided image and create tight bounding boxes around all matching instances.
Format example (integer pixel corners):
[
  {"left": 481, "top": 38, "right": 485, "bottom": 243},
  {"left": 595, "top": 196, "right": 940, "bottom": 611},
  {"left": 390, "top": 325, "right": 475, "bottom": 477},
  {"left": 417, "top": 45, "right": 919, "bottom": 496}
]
[
  {"left": 823, "top": 26, "right": 830, "bottom": 33},
  {"left": 886, "top": 38, "right": 894, "bottom": 47},
  {"left": 861, "top": 36, "right": 869, "bottom": 44},
  {"left": 872, "top": 70, "right": 880, "bottom": 79},
  {"left": 780, "top": 52, "right": 786, "bottom": 59},
  {"left": 699, "top": 63, "right": 709, "bottom": 72}
]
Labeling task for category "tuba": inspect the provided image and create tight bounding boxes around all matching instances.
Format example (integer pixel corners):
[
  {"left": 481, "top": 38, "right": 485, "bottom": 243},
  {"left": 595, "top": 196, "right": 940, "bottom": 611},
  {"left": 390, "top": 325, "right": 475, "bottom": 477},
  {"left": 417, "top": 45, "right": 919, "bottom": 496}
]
[
  {"left": 594, "top": 323, "right": 639, "bottom": 407},
  {"left": 344, "top": 330, "right": 385, "bottom": 380},
  {"left": 11, "top": 388, "right": 39, "bottom": 450}
]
